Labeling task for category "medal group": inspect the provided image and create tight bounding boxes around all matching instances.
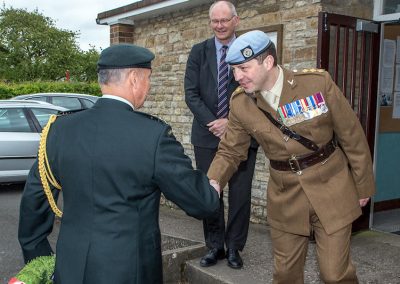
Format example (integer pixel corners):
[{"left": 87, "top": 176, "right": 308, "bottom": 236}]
[{"left": 278, "top": 92, "right": 329, "bottom": 127}]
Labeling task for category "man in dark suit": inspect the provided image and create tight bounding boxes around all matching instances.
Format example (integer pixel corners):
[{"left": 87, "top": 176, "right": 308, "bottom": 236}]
[
  {"left": 18, "top": 44, "right": 220, "bottom": 284},
  {"left": 184, "top": 1, "right": 258, "bottom": 269}
]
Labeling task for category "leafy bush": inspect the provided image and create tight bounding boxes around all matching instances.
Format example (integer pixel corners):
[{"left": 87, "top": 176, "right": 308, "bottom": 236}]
[
  {"left": 0, "top": 81, "right": 101, "bottom": 100},
  {"left": 13, "top": 255, "right": 55, "bottom": 284}
]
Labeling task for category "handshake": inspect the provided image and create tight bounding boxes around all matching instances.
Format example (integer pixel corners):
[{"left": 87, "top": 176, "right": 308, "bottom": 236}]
[{"left": 209, "top": 179, "right": 221, "bottom": 197}]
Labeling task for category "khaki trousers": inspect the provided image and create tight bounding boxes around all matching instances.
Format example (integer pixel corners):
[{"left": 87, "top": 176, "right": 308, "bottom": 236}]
[{"left": 270, "top": 206, "right": 358, "bottom": 284}]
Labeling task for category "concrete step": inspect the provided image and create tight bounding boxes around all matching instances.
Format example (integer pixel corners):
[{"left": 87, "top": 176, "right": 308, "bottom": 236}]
[{"left": 185, "top": 257, "right": 264, "bottom": 284}]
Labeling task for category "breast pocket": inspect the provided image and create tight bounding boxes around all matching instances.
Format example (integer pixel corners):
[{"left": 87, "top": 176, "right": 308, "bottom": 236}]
[
  {"left": 243, "top": 121, "right": 271, "bottom": 151},
  {"left": 245, "top": 121, "right": 270, "bottom": 138},
  {"left": 293, "top": 112, "right": 333, "bottom": 142}
]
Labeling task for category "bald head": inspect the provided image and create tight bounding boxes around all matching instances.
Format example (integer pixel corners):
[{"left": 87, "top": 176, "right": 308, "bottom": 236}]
[
  {"left": 209, "top": 1, "right": 237, "bottom": 18},
  {"left": 208, "top": 1, "right": 239, "bottom": 44}
]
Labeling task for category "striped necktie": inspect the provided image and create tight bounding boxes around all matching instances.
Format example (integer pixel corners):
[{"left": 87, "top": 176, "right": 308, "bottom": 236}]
[{"left": 217, "top": 45, "right": 229, "bottom": 118}]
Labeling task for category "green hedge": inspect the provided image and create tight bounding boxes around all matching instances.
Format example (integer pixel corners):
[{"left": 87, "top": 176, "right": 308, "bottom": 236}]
[{"left": 0, "top": 81, "right": 101, "bottom": 100}]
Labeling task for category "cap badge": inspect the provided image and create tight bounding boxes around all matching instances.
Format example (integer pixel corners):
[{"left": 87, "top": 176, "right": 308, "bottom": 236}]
[{"left": 241, "top": 46, "right": 254, "bottom": 59}]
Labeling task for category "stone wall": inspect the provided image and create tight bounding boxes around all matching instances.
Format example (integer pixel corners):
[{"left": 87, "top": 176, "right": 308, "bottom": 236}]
[
  {"left": 321, "top": 0, "right": 373, "bottom": 19},
  {"left": 110, "top": 0, "right": 373, "bottom": 223}
]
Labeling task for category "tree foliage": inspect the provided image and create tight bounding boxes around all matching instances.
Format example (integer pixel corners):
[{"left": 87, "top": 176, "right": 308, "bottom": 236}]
[{"left": 0, "top": 6, "right": 99, "bottom": 82}]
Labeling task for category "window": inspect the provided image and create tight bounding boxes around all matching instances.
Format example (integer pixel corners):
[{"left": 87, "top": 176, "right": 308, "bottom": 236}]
[
  {"left": 25, "top": 96, "right": 47, "bottom": 102},
  {"left": 81, "top": 98, "right": 95, "bottom": 108},
  {"left": 31, "top": 108, "right": 59, "bottom": 128},
  {"left": 51, "top": 97, "right": 82, "bottom": 110},
  {"left": 374, "top": 0, "right": 400, "bottom": 21},
  {"left": 382, "top": 0, "right": 400, "bottom": 14},
  {"left": 0, "top": 108, "right": 31, "bottom": 132}
]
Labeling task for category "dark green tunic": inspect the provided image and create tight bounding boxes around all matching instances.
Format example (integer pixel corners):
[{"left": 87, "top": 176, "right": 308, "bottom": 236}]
[{"left": 18, "top": 98, "right": 219, "bottom": 283}]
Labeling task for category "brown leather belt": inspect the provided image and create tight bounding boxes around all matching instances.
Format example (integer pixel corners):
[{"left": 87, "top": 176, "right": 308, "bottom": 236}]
[{"left": 269, "top": 139, "right": 337, "bottom": 174}]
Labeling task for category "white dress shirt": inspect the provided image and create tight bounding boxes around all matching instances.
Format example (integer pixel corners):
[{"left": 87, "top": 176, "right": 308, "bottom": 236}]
[
  {"left": 260, "top": 65, "right": 283, "bottom": 111},
  {"left": 101, "top": 94, "right": 134, "bottom": 110}
]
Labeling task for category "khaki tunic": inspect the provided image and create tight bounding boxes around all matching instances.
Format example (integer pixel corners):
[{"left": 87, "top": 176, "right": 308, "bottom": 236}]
[{"left": 208, "top": 68, "right": 375, "bottom": 235}]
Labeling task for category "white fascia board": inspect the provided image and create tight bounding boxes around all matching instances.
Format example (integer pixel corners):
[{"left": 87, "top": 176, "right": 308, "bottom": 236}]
[{"left": 98, "top": 0, "right": 206, "bottom": 25}]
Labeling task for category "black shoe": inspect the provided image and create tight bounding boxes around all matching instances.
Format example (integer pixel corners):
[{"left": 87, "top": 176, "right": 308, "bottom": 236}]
[
  {"left": 226, "top": 248, "right": 243, "bottom": 269},
  {"left": 199, "top": 248, "right": 225, "bottom": 267}
]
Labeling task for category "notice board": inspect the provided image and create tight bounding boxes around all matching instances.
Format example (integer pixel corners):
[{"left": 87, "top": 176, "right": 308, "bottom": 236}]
[{"left": 379, "top": 24, "right": 400, "bottom": 132}]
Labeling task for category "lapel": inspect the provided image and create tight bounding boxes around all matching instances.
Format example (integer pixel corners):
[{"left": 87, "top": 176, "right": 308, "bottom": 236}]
[
  {"left": 206, "top": 38, "right": 218, "bottom": 83},
  {"left": 228, "top": 67, "right": 235, "bottom": 84},
  {"left": 253, "top": 67, "right": 299, "bottom": 119},
  {"left": 255, "top": 91, "right": 276, "bottom": 114},
  {"left": 227, "top": 43, "right": 235, "bottom": 84}
]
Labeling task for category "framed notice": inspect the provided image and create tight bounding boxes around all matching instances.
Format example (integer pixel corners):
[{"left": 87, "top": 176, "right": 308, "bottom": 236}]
[{"left": 238, "top": 24, "right": 283, "bottom": 65}]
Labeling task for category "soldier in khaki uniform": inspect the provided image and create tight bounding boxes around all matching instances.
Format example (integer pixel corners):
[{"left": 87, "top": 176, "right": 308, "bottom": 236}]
[{"left": 207, "top": 30, "right": 375, "bottom": 283}]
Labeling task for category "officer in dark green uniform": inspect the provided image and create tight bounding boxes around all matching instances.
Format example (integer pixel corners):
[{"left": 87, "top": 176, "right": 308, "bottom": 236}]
[{"left": 18, "top": 44, "right": 220, "bottom": 284}]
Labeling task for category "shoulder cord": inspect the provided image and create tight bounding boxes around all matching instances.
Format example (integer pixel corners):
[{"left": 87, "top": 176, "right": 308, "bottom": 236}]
[{"left": 38, "top": 115, "right": 63, "bottom": 218}]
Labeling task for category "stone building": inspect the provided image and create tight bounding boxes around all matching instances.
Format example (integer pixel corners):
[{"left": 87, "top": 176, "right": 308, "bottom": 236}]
[{"left": 97, "top": 0, "right": 400, "bottom": 229}]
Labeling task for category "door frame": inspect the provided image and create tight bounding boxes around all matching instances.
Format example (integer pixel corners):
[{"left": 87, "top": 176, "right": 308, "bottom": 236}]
[{"left": 317, "top": 12, "right": 380, "bottom": 231}]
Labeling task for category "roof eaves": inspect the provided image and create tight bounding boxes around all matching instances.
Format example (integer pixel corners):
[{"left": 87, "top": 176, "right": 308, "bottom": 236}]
[
  {"left": 96, "top": 0, "right": 213, "bottom": 25},
  {"left": 97, "top": 0, "right": 167, "bottom": 21}
]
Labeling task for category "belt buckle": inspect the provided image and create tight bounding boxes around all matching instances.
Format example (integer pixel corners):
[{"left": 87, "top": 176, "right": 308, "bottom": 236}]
[{"left": 289, "top": 154, "right": 302, "bottom": 175}]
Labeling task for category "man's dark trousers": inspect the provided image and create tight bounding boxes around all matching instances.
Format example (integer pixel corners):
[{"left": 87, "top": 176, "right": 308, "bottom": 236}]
[{"left": 194, "top": 146, "right": 257, "bottom": 251}]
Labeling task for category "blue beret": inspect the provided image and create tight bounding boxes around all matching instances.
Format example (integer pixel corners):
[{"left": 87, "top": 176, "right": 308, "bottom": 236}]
[
  {"left": 97, "top": 44, "right": 155, "bottom": 71},
  {"left": 226, "top": 30, "right": 272, "bottom": 65}
]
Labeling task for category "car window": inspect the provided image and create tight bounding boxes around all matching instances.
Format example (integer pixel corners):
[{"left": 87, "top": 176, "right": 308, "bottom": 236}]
[
  {"left": 25, "top": 96, "right": 47, "bottom": 102},
  {"left": 51, "top": 97, "right": 82, "bottom": 110},
  {"left": 31, "top": 108, "right": 59, "bottom": 128},
  {"left": 0, "top": 108, "right": 32, "bottom": 132},
  {"left": 81, "top": 98, "right": 95, "bottom": 108}
]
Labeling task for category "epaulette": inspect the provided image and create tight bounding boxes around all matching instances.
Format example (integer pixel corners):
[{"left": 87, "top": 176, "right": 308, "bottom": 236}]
[
  {"left": 135, "top": 111, "right": 175, "bottom": 137},
  {"left": 292, "top": 68, "right": 326, "bottom": 75},
  {"left": 58, "top": 108, "right": 86, "bottom": 116},
  {"left": 231, "top": 86, "right": 245, "bottom": 98},
  {"left": 135, "top": 111, "right": 168, "bottom": 125}
]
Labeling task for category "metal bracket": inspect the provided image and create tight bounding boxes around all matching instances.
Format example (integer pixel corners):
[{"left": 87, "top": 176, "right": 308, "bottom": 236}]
[
  {"left": 323, "top": 13, "right": 328, "bottom": 32},
  {"left": 356, "top": 19, "right": 379, "bottom": 33}
]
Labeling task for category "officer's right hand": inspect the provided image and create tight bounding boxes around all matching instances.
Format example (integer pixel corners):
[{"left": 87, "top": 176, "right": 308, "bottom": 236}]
[{"left": 209, "top": 179, "right": 221, "bottom": 198}]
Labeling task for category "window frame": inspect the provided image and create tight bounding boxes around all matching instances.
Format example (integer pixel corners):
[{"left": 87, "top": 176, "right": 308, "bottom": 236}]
[{"left": 373, "top": 0, "right": 400, "bottom": 21}]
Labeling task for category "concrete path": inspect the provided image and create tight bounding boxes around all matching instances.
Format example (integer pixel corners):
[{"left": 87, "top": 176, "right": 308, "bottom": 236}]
[{"left": 2, "top": 183, "right": 399, "bottom": 284}]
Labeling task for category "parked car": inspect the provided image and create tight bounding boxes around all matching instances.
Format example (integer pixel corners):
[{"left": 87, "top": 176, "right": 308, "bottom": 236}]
[
  {"left": 0, "top": 100, "right": 67, "bottom": 183},
  {"left": 13, "top": 93, "right": 99, "bottom": 110}
]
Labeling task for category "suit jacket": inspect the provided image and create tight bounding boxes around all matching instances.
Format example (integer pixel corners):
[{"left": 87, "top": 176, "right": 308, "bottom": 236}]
[
  {"left": 18, "top": 98, "right": 219, "bottom": 283},
  {"left": 184, "top": 37, "right": 239, "bottom": 149},
  {"left": 208, "top": 68, "right": 375, "bottom": 235}
]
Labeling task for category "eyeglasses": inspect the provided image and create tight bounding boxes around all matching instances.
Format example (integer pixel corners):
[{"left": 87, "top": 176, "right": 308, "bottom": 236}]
[{"left": 209, "top": 16, "right": 235, "bottom": 26}]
